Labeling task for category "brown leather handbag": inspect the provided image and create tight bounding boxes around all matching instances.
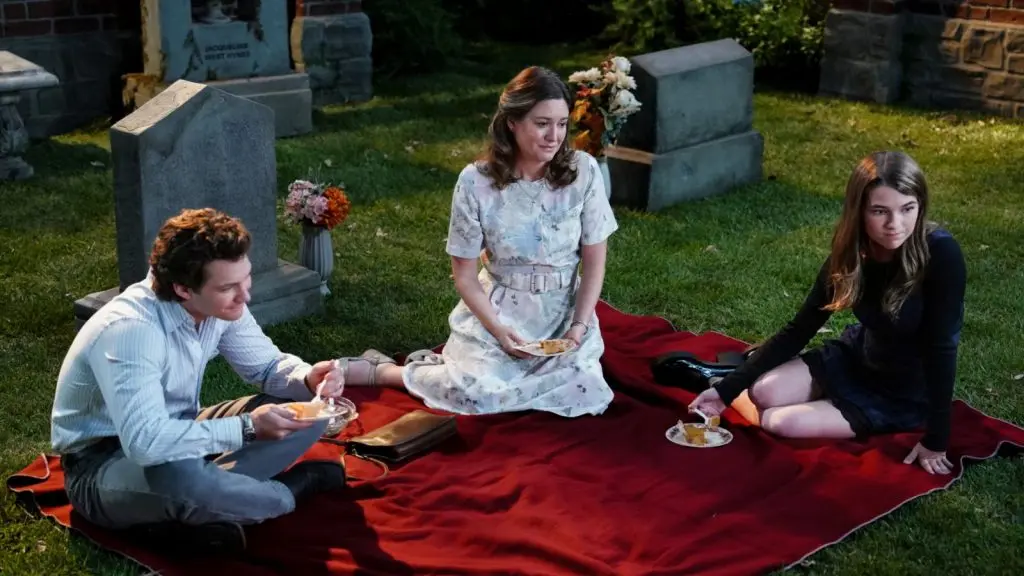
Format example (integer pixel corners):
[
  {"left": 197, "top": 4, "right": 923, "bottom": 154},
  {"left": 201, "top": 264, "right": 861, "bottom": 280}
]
[{"left": 324, "top": 410, "right": 458, "bottom": 466}]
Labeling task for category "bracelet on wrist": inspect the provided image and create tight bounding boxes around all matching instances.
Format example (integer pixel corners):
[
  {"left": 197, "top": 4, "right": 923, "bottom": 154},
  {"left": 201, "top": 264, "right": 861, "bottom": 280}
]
[{"left": 570, "top": 320, "right": 590, "bottom": 334}]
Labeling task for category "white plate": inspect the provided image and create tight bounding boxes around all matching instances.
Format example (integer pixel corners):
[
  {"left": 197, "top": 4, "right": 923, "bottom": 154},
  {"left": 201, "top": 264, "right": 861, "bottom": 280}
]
[
  {"left": 515, "top": 339, "right": 578, "bottom": 357},
  {"left": 286, "top": 400, "right": 357, "bottom": 422},
  {"left": 665, "top": 421, "right": 733, "bottom": 448}
]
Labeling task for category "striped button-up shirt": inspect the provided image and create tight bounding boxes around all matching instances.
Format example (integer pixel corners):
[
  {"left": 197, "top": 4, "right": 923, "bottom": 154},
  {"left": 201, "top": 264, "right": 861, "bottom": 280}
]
[{"left": 51, "top": 276, "right": 314, "bottom": 467}]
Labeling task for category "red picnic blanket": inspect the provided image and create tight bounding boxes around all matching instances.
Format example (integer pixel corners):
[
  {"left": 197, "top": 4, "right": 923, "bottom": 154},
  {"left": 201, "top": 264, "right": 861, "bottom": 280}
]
[{"left": 8, "top": 301, "right": 1024, "bottom": 575}]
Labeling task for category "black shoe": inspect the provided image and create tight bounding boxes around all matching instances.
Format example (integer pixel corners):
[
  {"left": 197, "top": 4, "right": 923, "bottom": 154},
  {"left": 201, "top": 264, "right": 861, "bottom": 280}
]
[
  {"left": 273, "top": 460, "right": 347, "bottom": 501},
  {"left": 651, "top": 351, "right": 739, "bottom": 392},
  {"left": 128, "top": 520, "right": 246, "bottom": 555}
]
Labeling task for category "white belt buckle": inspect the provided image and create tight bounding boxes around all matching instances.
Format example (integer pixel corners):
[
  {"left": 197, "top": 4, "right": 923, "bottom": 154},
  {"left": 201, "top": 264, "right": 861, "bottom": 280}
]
[{"left": 531, "top": 273, "right": 545, "bottom": 293}]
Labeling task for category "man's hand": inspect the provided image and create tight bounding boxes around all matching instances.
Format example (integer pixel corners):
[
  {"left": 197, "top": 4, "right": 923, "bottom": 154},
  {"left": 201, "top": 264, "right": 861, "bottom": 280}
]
[
  {"left": 305, "top": 360, "right": 341, "bottom": 398},
  {"left": 249, "top": 404, "right": 313, "bottom": 441}
]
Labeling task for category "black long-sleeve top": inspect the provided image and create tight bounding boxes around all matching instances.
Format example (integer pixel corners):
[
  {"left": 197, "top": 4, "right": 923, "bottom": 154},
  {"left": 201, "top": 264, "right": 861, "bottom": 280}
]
[{"left": 714, "top": 229, "right": 966, "bottom": 452}]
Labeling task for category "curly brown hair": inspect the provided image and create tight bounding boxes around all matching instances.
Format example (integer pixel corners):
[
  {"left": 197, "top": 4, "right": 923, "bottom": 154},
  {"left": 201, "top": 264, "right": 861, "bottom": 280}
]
[
  {"left": 478, "top": 66, "right": 578, "bottom": 190},
  {"left": 149, "top": 208, "right": 252, "bottom": 301},
  {"left": 825, "top": 150, "right": 935, "bottom": 318}
]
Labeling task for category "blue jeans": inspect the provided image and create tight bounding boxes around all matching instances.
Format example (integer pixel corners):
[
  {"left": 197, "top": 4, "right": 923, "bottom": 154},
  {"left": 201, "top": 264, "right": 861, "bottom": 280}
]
[{"left": 62, "top": 394, "right": 328, "bottom": 528}]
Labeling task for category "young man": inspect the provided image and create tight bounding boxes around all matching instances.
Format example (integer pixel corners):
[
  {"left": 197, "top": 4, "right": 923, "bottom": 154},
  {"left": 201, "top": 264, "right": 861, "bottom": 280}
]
[{"left": 51, "top": 208, "right": 346, "bottom": 553}]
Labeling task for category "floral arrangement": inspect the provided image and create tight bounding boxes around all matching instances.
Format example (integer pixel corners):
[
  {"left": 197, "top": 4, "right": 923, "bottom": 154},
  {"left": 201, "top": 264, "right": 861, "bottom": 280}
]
[
  {"left": 284, "top": 175, "right": 351, "bottom": 230},
  {"left": 568, "top": 55, "right": 642, "bottom": 157}
]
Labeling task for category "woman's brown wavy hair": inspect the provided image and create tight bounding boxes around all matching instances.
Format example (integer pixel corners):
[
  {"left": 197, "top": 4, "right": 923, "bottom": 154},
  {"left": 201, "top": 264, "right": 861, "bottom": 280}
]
[
  {"left": 825, "top": 150, "right": 935, "bottom": 318},
  {"left": 478, "top": 66, "right": 577, "bottom": 190}
]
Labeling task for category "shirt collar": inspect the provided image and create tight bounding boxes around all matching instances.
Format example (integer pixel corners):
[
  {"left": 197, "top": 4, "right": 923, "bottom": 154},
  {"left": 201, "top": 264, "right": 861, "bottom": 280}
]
[{"left": 146, "top": 270, "right": 195, "bottom": 335}]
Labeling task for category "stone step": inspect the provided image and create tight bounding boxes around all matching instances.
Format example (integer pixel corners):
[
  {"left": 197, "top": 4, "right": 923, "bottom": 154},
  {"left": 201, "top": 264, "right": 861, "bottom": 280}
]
[
  {"left": 608, "top": 130, "right": 764, "bottom": 212},
  {"left": 615, "top": 39, "right": 755, "bottom": 154}
]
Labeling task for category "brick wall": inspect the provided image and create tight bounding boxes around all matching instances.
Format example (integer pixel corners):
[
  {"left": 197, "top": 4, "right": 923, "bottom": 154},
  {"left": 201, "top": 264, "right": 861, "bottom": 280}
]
[
  {"left": 0, "top": 0, "right": 130, "bottom": 37},
  {"left": 0, "top": 0, "right": 139, "bottom": 137},
  {"left": 820, "top": 0, "right": 1024, "bottom": 118}
]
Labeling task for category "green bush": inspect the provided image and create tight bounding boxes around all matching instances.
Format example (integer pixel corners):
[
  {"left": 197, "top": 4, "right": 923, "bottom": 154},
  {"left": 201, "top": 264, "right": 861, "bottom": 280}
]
[
  {"left": 363, "top": 0, "right": 464, "bottom": 76},
  {"left": 686, "top": 0, "right": 826, "bottom": 71},
  {"left": 599, "top": 0, "right": 688, "bottom": 54},
  {"left": 599, "top": 0, "right": 827, "bottom": 89},
  {"left": 446, "top": 0, "right": 610, "bottom": 44}
]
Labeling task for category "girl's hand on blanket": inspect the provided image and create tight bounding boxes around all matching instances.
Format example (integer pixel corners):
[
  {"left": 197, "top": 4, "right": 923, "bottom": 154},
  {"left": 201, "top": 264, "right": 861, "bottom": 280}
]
[
  {"left": 688, "top": 388, "right": 726, "bottom": 417},
  {"left": 902, "top": 442, "right": 953, "bottom": 475},
  {"left": 495, "top": 325, "right": 531, "bottom": 359}
]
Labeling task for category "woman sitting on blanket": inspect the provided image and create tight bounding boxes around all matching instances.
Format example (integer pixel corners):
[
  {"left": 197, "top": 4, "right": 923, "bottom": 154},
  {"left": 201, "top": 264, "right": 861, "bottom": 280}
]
[
  {"left": 336, "top": 66, "right": 620, "bottom": 417},
  {"left": 689, "top": 150, "right": 966, "bottom": 476}
]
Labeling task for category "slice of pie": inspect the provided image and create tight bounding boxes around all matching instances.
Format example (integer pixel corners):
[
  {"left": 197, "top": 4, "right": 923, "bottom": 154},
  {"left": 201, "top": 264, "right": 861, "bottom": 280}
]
[
  {"left": 285, "top": 402, "right": 322, "bottom": 419},
  {"left": 683, "top": 423, "right": 707, "bottom": 445},
  {"left": 539, "top": 339, "right": 570, "bottom": 354}
]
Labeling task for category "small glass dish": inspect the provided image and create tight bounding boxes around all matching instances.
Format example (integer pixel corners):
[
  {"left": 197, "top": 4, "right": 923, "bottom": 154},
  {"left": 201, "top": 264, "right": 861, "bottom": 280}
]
[{"left": 320, "top": 396, "right": 359, "bottom": 437}]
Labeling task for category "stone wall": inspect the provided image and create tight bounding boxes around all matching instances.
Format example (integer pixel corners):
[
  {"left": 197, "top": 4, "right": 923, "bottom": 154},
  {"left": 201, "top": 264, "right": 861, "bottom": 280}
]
[
  {"left": 820, "top": 0, "right": 1024, "bottom": 119},
  {"left": 291, "top": 0, "right": 372, "bottom": 105},
  {"left": 0, "top": 0, "right": 139, "bottom": 138},
  {"left": 0, "top": 0, "right": 372, "bottom": 138}
]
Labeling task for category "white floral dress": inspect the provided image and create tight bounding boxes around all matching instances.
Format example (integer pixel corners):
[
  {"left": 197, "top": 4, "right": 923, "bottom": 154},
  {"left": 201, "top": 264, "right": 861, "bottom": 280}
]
[{"left": 403, "top": 151, "right": 619, "bottom": 417}]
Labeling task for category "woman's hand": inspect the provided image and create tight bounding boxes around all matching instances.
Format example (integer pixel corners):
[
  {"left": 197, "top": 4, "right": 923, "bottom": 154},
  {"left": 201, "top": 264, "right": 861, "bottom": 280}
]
[
  {"left": 687, "top": 387, "right": 727, "bottom": 417},
  {"left": 903, "top": 442, "right": 953, "bottom": 475},
  {"left": 563, "top": 322, "right": 587, "bottom": 346},
  {"left": 494, "top": 324, "right": 531, "bottom": 359}
]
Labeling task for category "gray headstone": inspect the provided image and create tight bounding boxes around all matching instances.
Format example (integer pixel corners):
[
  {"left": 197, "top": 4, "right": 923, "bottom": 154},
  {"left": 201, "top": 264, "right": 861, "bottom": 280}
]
[
  {"left": 606, "top": 39, "right": 764, "bottom": 211},
  {"left": 615, "top": 39, "right": 755, "bottom": 154},
  {"left": 144, "top": 0, "right": 290, "bottom": 83},
  {"left": 73, "top": 79, "right": 324, "bottom": 329},
  {"left": 609, "top": 131, "right": 764, "bottom": 212},
  {"left": 126, "top": 1, "right": 312, "bottom": 138}
]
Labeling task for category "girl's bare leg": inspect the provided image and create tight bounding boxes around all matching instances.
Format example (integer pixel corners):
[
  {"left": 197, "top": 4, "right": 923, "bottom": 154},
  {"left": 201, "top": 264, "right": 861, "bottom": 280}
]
[
  {"left": 727, "top": 358, "right": 855, "bottom": 438},
  {"left": 728, "top": 358, "right": 819, "bottom": 425}
]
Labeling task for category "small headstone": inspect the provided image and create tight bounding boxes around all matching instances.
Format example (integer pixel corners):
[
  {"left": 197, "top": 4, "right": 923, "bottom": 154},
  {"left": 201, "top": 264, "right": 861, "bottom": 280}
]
[
  {"left": 609, "top": 39, "right": 764, "bottom": 211},
  {"left": 73, "top": 79, "right": 324, "bottom": 329},
  {"left": 125, "top": 0, "right": 312, "bottom": 138},
  {"left": 0, "top": 51, "right": 59, "bottom": 180}
]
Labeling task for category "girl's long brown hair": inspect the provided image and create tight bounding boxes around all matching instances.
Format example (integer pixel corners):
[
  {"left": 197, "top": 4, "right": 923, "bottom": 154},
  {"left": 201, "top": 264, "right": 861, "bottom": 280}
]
[
  {"left": 825, "top": 150, "right": 934, "bottom": 318},
  {"left": 478, "top": 66, "right": 577, "bottom": 190}
]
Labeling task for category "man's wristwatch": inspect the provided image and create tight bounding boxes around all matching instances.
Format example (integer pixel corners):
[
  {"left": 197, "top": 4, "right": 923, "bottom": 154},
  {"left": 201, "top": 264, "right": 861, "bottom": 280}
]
[{"left": 240, "top": 413, "right": 257, "bottom": 444}]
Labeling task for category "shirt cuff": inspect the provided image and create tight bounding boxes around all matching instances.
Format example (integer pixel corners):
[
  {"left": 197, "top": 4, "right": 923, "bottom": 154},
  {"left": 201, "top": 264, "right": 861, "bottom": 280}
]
[{"left": 208, "top": 416, "right": 245, "bottom": 453}]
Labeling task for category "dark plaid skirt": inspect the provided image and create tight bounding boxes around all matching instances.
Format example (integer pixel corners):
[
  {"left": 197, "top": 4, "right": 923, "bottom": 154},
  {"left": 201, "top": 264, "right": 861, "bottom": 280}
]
[{"left": 801, "top": 324, "right": 928, "bottom": 437}]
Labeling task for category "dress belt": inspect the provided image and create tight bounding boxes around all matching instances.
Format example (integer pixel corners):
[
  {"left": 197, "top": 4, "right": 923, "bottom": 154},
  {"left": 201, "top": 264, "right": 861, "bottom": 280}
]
[{"left": 485, "top": 264, "right": 578, "bottom": 294}]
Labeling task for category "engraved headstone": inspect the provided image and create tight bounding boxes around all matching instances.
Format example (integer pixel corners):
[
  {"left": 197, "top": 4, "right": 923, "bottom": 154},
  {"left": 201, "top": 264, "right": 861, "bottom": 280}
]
[
  {"left": 610, "top": 39, "right": 764, "bottom": 211},
  {"left": 125, "top": 0, "right": 311, "bottom": 138},
  {"left": 74, "top": 79, "right": 324, "bottom": 329}
]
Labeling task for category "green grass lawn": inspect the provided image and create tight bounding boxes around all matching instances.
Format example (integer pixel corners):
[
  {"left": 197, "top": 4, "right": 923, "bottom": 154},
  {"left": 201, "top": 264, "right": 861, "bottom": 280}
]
[{"left": 1, "top": 44, "right": 1022, "bottom": 574}]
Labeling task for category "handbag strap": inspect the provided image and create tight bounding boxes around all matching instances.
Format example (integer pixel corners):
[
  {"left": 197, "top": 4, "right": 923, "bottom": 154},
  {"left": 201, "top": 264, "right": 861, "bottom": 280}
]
[{"left": 317, "top": 437, "right": 390, "bottom": 481}]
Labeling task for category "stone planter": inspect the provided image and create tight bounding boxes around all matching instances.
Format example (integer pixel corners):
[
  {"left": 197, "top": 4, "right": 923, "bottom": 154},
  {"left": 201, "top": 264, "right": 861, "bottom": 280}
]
[{"left": 0, "top": 52, "right": 59, "bottom": 181}]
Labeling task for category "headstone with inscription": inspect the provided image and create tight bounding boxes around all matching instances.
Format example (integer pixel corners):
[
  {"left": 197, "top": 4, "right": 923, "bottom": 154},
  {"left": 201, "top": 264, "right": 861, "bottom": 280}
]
[
  {"left": 125, "top": 0, "right": 312, "bottom": 138},
  {"left": 608, "top": 39, "right": 764, "bottom": 211},
  {"left": 73, "top": 79, "right": 324, "bottom": 329}
]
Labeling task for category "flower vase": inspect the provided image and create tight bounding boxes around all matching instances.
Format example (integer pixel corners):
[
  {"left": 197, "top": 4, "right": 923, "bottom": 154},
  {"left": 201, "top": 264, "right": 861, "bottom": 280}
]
[
  {"left": 597, "top": 155, "right": 612, "bottom": 200},
  {"left": 299, "top": 224, "right": 334, "bottom": 296}
]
